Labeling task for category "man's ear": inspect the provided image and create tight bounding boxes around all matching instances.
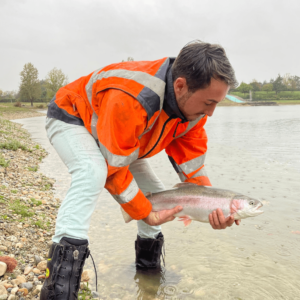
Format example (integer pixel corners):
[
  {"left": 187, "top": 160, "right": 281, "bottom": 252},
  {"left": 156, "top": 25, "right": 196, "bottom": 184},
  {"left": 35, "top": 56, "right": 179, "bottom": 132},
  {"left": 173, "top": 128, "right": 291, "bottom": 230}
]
[{"left": 174, "top": 77, "right": 188, "bottom": 97}]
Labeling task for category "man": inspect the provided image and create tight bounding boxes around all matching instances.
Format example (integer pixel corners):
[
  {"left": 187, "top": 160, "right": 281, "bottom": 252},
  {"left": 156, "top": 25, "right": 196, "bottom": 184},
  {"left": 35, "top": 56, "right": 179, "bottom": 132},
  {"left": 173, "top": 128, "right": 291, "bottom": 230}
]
[{"left": 41, "top": 40, "right": 239, "bottom": 300}]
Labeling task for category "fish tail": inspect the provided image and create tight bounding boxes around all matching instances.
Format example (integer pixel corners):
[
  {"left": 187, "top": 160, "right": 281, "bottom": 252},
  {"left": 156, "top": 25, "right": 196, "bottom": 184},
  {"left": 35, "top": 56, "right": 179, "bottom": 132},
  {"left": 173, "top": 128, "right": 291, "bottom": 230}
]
[{"left": 120, "top": 207, "right": 133, "bottom": 223}]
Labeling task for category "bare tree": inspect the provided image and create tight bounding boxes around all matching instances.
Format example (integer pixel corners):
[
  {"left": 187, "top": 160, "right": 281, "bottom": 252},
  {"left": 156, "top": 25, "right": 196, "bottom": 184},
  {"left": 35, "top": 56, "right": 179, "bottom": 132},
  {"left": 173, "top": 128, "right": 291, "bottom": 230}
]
[{"left": 19, "top": 63, "right": 41, "bottom": 106}]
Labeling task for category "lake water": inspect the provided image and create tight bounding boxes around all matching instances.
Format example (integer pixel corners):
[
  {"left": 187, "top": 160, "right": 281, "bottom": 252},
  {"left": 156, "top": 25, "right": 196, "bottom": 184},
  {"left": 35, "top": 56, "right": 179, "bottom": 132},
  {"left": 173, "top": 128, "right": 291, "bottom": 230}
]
[{"left": 13, "top": 105, "right": 300, "bottom": 300}]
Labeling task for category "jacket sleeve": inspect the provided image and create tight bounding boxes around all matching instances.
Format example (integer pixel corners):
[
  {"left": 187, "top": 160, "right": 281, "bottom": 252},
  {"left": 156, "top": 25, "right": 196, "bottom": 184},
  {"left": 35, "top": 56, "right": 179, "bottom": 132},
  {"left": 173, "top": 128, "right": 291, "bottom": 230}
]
[
  {"left": 165, "top": 116, "right": 212, "bottom": 186},
  {"left": 95, "top": 89, "right": 152, "bottom": 220}
]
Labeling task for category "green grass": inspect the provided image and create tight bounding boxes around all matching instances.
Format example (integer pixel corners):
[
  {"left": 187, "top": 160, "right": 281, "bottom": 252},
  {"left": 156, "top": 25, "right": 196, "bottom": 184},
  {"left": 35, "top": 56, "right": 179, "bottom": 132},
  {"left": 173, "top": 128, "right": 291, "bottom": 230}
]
[
  {"left": 41, "top": 183, "right": 51, "bottom": 191},
  {"left": 27, "top": 165, "right": 38, "bottom": 172},
  {"left": 9, "top": 199, "right": 34, "bottom": 217},
  {"left": 0, "top": 139, "right": 28, "bottom": 151},
  {"left": 34, "top": 145, "right": 40, "bottom": 149},
  {"left": 231, "top": 90, "right": 300, "bottom": 100},
  {"left": 0, "top": 102, "right": 48, "bottom": 113},
  {"left": 11, "top": 190, "right": 18, "bottom": 194},
  {"left": 0, "top": 153, "right": 10, "bottom": 167},
  {"left": 0, "top": 195, "right": 6, "bottom": 203},
  {"left": 30, "top": 198, "right": 42, "bottom": 206}
]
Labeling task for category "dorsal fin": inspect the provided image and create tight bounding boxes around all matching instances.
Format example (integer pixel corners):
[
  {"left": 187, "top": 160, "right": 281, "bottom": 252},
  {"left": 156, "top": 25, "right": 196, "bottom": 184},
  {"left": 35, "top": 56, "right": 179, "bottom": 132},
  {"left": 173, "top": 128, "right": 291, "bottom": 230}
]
[{"left": 173, "top": 182, "right": 197, "bottom": 188}]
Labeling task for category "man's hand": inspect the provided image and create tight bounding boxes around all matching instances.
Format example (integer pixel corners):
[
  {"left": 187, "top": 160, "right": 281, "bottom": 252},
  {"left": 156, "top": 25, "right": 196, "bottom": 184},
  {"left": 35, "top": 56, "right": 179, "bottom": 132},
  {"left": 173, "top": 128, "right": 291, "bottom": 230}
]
[
  {"left": 209, "top": 208, "right": 241, "bottom": 230},
  {"left": 143, "top": 206, "right": 183, "bottom": 226}
]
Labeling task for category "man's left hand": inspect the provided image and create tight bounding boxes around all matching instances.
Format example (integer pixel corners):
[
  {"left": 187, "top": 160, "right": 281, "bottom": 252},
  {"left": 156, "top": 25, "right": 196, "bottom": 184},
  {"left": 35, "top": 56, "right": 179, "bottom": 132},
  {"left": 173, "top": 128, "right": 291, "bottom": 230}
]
[{"left": 209, "top": 208, "right": 241, "bottom": 230}]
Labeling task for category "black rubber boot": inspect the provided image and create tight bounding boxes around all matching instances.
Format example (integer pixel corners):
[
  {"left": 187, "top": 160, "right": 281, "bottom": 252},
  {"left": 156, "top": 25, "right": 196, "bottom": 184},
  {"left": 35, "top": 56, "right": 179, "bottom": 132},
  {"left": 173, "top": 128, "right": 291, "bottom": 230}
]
[
  {"left": 135, "top": 232, "right": 164, "bottom": 269},
  {"left": 40, "top": 237, "right": 90, "bottom": 300}
]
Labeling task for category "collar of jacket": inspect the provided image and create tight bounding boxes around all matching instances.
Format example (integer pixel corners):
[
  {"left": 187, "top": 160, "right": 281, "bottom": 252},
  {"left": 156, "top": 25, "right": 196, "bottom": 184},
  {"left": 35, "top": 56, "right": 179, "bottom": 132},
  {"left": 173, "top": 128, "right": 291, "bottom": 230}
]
[{"left": 163, "top": 60, "right": 189, "bottom": 123}]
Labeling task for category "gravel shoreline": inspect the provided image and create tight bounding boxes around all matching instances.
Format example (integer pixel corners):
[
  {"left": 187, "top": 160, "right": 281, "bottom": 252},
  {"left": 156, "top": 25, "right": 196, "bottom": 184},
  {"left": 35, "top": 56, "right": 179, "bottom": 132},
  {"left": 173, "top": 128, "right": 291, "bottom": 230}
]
[{"left": 0, "top": 117, "right": 98, "bottom": 300}]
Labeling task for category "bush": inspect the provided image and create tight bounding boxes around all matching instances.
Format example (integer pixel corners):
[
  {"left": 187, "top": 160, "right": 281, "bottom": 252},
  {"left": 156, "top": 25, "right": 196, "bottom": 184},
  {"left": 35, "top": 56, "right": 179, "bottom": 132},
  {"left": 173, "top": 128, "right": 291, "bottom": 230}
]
[
  {"left": 13, "top": 101, "right": 22, "bottom": 107},
  {"left": 36, "top": 104, "right": 44, "bottom": 109}
]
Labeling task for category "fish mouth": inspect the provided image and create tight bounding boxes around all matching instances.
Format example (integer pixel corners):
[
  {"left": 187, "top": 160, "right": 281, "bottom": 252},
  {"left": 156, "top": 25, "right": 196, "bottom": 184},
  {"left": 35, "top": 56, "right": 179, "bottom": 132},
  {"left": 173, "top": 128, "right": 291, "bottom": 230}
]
[{"left": 254, "top": 204, "right": 264, "bottom": 214}]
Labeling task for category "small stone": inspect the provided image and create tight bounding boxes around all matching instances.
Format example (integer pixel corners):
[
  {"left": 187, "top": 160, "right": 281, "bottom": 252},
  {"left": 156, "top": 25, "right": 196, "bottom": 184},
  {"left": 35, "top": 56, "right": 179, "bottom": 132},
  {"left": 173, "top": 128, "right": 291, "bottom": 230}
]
[
  {"left": 37, "top": 260, "right": 47, "bottom": 271},
  {"left": 38, "top": 275, "right": 45, "bottom": 280},
  {"left": 0, "top": 262, "right": 7, "bottom": 276},
  {"left": 34, "top": 255, "right": 41, "bottom": 265},
  {"left": 91, "top": 291, "right": 99, "bottom": 298},
  {"left": 0, "top": 285, "right": 7, "bottom": 296},
  {"left": 3, "top": 284, "right": 13, "bottom": 289},
  {"left": 32, "top": 289, "right": 39, "bottom": 296},
  {"left": 32, "top": 268, "right": 41, "bottom": 274},
  {"left": 35, "top": 284, "right": 42, "bottom": 291},
  {"left": 10, "top": 279, "right": 19, "bottom": 286},
  {"left": 20, "top": 282, "right": 33, "bottom": 291},
  {"left": 16, "top": 275, "right": 26, "bottom": 284},
  {"left": 15, "top": 243, "right": 23, "bottom": 248},
  {"left": 0, "top": 246, "right": 7, "bottom": 252},
  {"left": 10, "top": 287, "right": 18, "bottom": 295},
  {"left": 81, "top": 270, "right": 91, "bottom": 282},
  {"left": 8, "top": 295, "right": 15, "bottom": 300},
  {"left": 0, "top": 296, "right": 8, "bottom": 300},
  {"left": 23, "top": 265, "right": 33, "bottom": 275},
  {"left": 17, "top": 288, "right": 28, "bottom": 296}
]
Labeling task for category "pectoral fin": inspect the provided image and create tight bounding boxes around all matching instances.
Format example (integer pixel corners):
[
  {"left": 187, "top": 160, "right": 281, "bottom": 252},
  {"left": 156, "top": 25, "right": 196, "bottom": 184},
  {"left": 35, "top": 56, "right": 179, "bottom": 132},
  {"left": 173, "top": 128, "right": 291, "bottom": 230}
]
[{"left": 178, "top": 216, "right": 192, "bottom": 227}]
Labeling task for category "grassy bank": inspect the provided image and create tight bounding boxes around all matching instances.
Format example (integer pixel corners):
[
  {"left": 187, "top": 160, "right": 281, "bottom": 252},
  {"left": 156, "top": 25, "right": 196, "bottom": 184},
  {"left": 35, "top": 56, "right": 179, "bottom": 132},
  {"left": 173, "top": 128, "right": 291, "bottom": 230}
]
[
  {"left": 0, "top": 102, "right": 47, "bottom": 120},
  {"left": 0, "top": 117, "right": 97, "bottom": 299},
  {"left": 231, "top": 90, "right": 300, "bottom": 101}
]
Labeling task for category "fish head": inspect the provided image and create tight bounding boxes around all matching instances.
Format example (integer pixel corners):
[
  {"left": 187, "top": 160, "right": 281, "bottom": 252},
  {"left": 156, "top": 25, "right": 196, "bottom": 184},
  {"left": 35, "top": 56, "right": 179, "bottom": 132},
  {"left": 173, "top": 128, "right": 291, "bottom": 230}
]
[{"left": 231, "top": 195, "right": 264, "bottom": 220}]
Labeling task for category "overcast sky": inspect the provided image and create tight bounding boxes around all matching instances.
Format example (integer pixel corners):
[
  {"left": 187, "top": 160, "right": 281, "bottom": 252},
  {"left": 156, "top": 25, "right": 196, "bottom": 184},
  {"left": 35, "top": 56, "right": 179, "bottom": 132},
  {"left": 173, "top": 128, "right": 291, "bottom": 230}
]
[{"left": 0, "top": 0, "right": 299, "bottom": 91}]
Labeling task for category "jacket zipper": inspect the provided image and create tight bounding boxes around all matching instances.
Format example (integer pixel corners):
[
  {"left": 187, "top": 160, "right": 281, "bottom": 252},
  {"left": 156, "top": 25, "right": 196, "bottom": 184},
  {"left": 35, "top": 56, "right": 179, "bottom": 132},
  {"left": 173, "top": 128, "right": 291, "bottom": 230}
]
[{"left": 139, "top": 115, "right": 176, "bottom": 159}]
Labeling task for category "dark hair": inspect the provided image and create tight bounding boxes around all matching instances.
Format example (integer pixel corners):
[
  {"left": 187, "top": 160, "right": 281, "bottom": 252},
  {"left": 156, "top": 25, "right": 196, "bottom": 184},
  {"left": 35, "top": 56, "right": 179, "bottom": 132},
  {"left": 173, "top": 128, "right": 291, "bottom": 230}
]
[{"left": 172, "top": 40, "right": 238, "bottom": 92}]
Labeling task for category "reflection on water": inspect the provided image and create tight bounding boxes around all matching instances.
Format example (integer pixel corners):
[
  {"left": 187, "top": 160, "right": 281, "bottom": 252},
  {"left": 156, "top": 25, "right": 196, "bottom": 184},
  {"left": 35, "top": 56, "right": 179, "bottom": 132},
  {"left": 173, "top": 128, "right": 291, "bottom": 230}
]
[{"left": 13, "top": 106, "right": 300, "bottom": 299}]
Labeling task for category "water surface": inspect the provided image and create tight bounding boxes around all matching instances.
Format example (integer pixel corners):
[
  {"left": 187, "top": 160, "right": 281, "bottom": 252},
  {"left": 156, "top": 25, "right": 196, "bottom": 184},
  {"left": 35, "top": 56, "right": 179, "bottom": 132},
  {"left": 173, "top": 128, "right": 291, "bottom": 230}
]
[{"left": 13, "top": 105, "right": 300, "bottom": 299}]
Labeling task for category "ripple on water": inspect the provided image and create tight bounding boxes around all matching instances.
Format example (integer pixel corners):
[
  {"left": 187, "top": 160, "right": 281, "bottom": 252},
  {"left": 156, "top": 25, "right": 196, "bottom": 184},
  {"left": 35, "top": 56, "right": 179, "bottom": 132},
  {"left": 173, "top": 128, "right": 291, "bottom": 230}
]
[{"left": 276, "top": 247, "right": 291, "bottom": 256}]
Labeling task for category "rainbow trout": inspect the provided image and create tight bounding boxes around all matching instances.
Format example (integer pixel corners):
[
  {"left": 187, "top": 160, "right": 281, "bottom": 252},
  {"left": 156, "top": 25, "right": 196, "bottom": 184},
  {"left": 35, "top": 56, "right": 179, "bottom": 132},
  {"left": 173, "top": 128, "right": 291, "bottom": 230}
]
[{"left": 121, "top": 183, "right": 263, "bottom": 226}]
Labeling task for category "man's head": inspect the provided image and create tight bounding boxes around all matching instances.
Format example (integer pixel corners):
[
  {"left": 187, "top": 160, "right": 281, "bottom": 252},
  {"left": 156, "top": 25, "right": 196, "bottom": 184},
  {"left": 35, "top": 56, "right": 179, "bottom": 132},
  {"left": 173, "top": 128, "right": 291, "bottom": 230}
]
[{"left": 172, "top": 40, "right": 238, "bottom": 121}]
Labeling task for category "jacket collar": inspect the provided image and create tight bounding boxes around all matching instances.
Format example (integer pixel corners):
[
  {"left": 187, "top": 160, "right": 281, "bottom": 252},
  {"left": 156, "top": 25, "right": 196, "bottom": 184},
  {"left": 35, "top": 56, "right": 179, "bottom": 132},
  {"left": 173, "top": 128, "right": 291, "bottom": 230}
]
[{"left": 163, "top": 59, "right": 188, "bottom": 122}]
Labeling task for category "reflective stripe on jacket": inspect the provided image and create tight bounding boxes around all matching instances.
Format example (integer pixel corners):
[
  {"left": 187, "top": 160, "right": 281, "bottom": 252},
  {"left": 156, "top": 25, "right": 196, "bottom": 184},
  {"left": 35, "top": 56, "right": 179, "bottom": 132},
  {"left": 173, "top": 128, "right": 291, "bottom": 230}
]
[{"left": 50, "top": 57, "right": 211, "bottom": 219}]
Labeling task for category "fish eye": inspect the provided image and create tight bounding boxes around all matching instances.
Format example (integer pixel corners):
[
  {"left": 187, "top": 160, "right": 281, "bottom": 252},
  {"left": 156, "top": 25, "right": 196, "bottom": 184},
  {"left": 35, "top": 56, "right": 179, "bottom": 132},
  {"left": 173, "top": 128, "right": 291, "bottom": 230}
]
[{"left": 249, "top": 200, "right": 254, "bottom": 206}]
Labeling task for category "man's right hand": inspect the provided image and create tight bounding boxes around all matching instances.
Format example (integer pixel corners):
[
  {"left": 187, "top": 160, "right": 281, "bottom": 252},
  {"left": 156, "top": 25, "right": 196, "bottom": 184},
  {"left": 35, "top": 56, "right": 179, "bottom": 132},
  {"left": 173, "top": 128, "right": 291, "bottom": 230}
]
[{"left": 142, "top": 206, "right": 183, "bottom": 226}]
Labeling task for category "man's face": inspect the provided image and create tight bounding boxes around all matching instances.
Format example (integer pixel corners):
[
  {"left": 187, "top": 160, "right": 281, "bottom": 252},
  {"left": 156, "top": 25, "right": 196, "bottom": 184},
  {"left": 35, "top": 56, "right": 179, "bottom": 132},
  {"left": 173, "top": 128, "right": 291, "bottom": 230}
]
[{"left": 174, "top": 77, "right": 230, "bottom": 121}]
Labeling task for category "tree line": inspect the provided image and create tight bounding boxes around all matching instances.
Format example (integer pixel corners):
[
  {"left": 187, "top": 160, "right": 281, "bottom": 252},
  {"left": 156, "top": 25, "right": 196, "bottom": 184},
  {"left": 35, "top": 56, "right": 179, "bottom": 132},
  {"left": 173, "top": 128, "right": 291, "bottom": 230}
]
[
  {"left": 0, "top": 63, "right": 68, "bottom": 106},
  {"left": 233, "top": 74, "right": 300, "bottom": 96}
]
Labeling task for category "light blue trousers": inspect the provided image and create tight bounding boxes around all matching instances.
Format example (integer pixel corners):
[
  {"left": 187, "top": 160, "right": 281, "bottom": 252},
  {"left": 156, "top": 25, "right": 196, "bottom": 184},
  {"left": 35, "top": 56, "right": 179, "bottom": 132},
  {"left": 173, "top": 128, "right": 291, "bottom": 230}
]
[{"left": 45, "top": 118, "right": 165, "bottom": 243}]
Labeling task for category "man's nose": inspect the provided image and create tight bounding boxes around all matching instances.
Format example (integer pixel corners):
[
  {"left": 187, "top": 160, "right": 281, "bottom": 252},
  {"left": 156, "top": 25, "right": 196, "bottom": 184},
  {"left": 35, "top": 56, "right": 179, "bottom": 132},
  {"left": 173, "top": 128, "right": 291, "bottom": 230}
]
[{"left": 205, "top": 105, "right": 216, "bottom": 117}]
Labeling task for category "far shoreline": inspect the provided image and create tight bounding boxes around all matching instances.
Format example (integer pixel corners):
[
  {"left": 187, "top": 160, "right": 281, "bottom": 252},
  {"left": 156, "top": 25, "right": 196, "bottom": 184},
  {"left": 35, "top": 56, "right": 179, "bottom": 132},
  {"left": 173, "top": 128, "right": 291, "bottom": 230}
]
[{"left": 219, "top": 99, "right": 300, "bottom": 106}]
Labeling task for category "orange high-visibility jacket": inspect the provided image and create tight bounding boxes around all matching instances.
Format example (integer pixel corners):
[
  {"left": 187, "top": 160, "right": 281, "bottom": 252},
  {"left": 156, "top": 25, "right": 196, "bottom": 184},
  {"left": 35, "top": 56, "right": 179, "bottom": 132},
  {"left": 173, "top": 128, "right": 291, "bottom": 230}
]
[{"left": 47, "top": 57, "right": 211, "bottom": 220}]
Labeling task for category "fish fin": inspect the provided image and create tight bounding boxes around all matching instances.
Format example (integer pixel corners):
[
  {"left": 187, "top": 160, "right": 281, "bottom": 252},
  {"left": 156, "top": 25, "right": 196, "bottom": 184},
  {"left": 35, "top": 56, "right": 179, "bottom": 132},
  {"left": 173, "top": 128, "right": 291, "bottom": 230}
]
[
  {"left": 173, "top": 182, "right": 197, "bottom": 188},
  {"left": 145, "top": 192, "right": 152, "bottom": 198},
  {"left": 178, "top": 216, "right": 192, "bottom": 227},
  {"left": 120, "top": 207, "right": 133, "bottom": 223}
]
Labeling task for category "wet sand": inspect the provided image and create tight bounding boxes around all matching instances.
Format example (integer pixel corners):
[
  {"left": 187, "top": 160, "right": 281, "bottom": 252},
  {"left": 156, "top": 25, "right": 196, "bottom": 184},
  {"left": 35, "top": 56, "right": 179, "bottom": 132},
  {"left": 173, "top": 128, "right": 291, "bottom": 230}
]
[{"left": 13, "top": 108, "right": 300, "bottom": 300}]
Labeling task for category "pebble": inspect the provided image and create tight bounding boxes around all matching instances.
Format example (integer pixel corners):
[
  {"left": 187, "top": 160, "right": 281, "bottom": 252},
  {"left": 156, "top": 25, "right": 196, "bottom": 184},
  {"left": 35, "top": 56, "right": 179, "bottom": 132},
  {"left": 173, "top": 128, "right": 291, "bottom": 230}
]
[
  {"left": 0, "top": 263, "right": 7, "bottom": 277},
  {"left": 10, "top": 287, "right": 18, "bottom": 295},
  {"left": 20, "top": 282, "right": 33, "bottom": 291},
  {"left": 0, "top": 285, "right": 7, "bottom": 296},
  {"left": 92, "top": 291, "right": 99, "bottom": 298},
  {"left": 37, "top": 260, "right": 47, "bottom": 271},
  {"left": 17, "top": 288, "right": 28, "bottom": 296},
  {"left": 23, "top": 266, "right": 33, "bottom": 275},
  {"left": 34, "top": 255, "right": 41, "bottom": 265}
]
